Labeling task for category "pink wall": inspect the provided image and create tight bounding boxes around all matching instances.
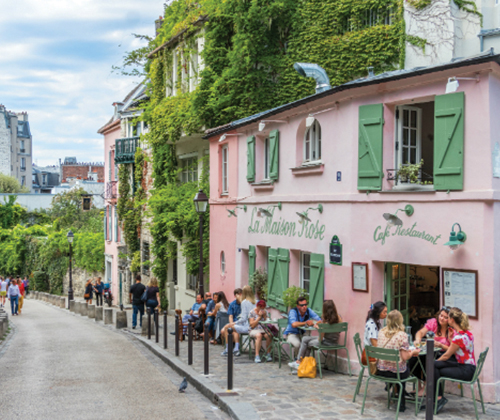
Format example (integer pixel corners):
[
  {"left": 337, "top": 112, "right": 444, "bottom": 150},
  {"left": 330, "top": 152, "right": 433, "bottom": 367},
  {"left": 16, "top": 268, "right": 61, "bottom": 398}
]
[{"left": 209, "top": 62, "right": 500, "bottom": 401}]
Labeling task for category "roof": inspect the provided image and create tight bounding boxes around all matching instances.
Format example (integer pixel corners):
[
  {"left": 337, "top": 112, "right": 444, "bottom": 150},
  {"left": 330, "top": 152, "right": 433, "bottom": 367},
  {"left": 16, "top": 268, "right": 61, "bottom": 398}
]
[
  {"left": 204, "top": 49, "right": 500, "bottom": 139},
  {"left": 148, "top": 15, "right": 208, "bottom": 59}
]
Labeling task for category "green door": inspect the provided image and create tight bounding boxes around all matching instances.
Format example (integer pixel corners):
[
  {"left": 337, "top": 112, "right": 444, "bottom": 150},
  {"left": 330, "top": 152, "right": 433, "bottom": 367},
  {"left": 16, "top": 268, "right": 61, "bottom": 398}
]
[{"left": 386, "top": 263, "right": 409, "bottom": 325}]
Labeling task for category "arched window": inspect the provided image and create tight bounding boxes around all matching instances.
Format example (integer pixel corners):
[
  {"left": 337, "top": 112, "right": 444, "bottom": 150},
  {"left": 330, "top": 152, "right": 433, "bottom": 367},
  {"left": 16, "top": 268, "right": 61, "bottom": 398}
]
[
  {"left": 304, "top": 120, "right": 322, "bottom": 162},
  {"left": 221, "top": 251, "right": 226, "bottom": 274}
]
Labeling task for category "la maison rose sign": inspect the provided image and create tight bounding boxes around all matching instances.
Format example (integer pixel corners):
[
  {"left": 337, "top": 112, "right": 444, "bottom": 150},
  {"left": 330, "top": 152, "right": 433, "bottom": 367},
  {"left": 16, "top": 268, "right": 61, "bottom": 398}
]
[{"left": 373, "top": 222, "right": 442, "bottom": 246}]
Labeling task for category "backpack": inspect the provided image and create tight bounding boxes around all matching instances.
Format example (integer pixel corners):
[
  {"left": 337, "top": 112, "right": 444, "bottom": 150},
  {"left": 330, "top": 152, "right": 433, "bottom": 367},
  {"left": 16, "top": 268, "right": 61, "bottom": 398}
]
[{"left": 194, "top": 316, "right": 204, "bottom": 333}]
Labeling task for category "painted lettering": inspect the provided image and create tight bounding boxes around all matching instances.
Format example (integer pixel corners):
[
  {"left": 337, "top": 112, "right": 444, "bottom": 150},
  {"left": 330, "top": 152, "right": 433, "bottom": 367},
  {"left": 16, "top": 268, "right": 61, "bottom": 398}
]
[{"left": 374, "top": 222, "right": 440, "bottom": 245}]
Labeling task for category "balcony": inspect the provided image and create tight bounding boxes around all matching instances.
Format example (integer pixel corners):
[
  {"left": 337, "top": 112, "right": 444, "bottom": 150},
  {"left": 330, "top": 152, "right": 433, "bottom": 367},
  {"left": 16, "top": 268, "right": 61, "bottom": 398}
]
[
  {"left": 105, "top": 181, "right": 119, "bottom": 200},
  {"left": 115, "top": 136, "right": 140, "bottom": 164}
]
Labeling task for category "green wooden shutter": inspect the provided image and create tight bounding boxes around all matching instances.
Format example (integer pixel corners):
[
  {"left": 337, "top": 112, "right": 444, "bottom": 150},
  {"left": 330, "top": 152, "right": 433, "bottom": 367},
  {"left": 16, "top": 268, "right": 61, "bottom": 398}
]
[
  {"left": 309, "top": 253, "right": 325, "bottom": 315},
  {"left": 358, "top": 104, "right": 384, "bottom": 190},
  {"left": 108, "top": 151, "right": 112, "bottom": 181},
  {"left": 249, "top": 245, "right": 256, "bottom": 280},
  {"left": 114, "top": 206, "right": 118, "bottom": 242},
  {"left": 267, "top": 248, "right": 278, "bottom": 307},
  {"left": 434, "top": 92, "right": 464, "bottom": 191},
  {"left": 104, "top": 208, "right": 107, "bottom": 241},
  {"left": 269, "top": 129, "right": 279, "bottom": 181},
  {"left": 276, "top": 248, "right": 290, "bottom": 311},
  {"left": 246, "top": 136, "right": 256, "bottom": 183}
]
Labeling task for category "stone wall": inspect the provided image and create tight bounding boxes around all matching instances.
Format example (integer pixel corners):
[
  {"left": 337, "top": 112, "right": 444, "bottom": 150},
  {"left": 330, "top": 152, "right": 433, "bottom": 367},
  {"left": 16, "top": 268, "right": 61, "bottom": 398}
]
[
  {"left": 63, "top": 267, "right": 104, "bottom": 298},
  {"left": 0, "top": 106, "right": 12, "bottom": 177}
]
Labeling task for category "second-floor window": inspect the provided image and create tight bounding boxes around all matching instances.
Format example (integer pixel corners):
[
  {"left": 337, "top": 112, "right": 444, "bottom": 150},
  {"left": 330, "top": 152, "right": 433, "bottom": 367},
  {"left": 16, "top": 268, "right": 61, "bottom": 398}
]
[
  {"left": 304, "top": 120, "right": 321, "bottom": 163},
  {"left": 180, "top": 157, "right": 198, "bottom": 183},
  {"left": 20, "top": 158, "right": 26, "bottom": 170},
  {"left": 20, "top": 140, "right": 25, "bottom": 153},
  {"left": 222, "top": 145, "right": 228, "bottom": 194}
]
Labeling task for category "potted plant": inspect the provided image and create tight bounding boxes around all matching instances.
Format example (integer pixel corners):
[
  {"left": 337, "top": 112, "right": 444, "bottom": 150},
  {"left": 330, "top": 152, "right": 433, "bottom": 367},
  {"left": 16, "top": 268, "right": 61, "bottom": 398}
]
[
  {"left": 249, "top": 267, "right": 268, "bottom": 300},
  {"left": 394, "top": 159, "right": 433, "bottom": 191},
  {"left": 282, "top": 286, "right": 309, "bottom": 311}
]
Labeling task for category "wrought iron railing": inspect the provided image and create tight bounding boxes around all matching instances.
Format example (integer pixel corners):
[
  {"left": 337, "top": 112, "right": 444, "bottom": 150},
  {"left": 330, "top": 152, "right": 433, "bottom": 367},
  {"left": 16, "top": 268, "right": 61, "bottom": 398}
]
[
  {"left": 386, "top": 169, "right": 433, "bottom": 186},
  {"left": 115, "top": 136, "right": 140, "bottom": 164},
  {"left": 105, "top": 181, "right": 118, "bottom": 200}
]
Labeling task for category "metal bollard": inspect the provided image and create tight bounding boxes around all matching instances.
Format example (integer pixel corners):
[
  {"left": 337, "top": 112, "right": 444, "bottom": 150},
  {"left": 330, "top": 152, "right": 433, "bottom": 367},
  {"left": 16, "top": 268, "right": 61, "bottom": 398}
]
[
  {"left": 175, "top": 314, "right": 180, "bottom": 356},
  {"left": 163, "top": 311, "right": 168, "bottom": 349},
  {"left": 204, "top": 323, "right": 209, "bottom": 375},
  {"left": 155, "top": 309, "right": 159, "bottom": 343},
  {"left": 425, "top": 339, "right": 435, "bottom": 419},
  {"left": 227, "top": 327, "right": 234, "bottom": 391},
  {"left": 188, "top": 322, "right": 193, "bottom": 365},
  {"left": 147, "top": 308, "right": 151, "bottom": 340}
]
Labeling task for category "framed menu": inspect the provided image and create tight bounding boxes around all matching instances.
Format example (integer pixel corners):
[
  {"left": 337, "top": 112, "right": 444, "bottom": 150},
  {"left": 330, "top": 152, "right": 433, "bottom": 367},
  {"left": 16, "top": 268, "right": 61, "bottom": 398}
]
[
  {"left": 442, "top": 268, "right": 478, "bottom": 319},
  {"left": 352, "top": 262, "right": 369, "bottom": 293}
]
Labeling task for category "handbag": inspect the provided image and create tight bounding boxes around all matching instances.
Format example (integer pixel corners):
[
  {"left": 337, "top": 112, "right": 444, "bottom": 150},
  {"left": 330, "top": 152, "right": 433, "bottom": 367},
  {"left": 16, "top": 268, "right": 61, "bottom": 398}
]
[
  {"left": 84, "top": 293, "right": 90, "bottom": 299},
  {"left": 141, "top": 287, "right": 148, "bottom": 302},
  {"left": 297, "top": 356, "right": 317, "bottom": 379},
  {"left": 194, "top": 316, "right": 204, "bottom": 333}
]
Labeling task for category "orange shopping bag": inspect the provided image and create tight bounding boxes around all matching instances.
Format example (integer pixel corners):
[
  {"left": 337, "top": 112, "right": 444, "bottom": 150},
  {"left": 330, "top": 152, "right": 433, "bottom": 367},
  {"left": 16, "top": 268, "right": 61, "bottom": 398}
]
[{"left": 297, "top": 356, "right": 317, "bottom": 379}]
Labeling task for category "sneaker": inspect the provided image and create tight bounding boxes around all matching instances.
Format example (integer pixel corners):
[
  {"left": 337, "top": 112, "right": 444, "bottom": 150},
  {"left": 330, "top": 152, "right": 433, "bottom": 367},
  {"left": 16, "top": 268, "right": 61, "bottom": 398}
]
[
  {"left": 221, "top": 349, "right": 228, "bottom": 356},
  {"left": 254, "top": 355, "right": 261, "bottom": 363},
  {"left": 132, "top": 326, "right": 136, "bottom": 329},
  {"left": 262, "top": 354, "right": 271, "bottom": 363},
  {"left": 288, "top": 360, "right": 300, "bottom": 369},
  {"left": 233, "top": 350, "right": 241, "bottom": 357}
]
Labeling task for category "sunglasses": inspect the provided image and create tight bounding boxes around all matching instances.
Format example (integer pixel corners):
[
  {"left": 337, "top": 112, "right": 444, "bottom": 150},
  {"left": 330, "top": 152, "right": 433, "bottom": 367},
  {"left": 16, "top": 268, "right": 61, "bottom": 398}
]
[
  {"left": 441, "top": 306, "right": 450, "bottom": 313},
  {"left": 298, "top": 303, "right": 308, "bottom": 307}
]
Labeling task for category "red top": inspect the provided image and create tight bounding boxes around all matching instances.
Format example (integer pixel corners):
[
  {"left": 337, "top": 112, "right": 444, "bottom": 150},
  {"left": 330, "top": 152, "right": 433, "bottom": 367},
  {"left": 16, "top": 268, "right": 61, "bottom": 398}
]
[
  {"left": 452, "top": 330, "right": 476, "bottom": 366},
  {"left": 18, "top": 282, "right": 25, "bottom": 296}
]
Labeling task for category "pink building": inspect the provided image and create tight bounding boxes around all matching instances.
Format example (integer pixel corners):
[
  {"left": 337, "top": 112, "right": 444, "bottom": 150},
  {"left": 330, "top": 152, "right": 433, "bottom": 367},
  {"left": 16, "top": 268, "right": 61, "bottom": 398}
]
[{"left": 207, "top": 52, "right": 500, "bottom": 401}]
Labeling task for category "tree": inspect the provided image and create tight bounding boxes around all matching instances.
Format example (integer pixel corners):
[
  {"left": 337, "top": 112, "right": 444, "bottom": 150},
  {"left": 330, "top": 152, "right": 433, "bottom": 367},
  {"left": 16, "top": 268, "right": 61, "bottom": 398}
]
[{"left": 0, "top": 173, "right": 29, "bottom": 193}]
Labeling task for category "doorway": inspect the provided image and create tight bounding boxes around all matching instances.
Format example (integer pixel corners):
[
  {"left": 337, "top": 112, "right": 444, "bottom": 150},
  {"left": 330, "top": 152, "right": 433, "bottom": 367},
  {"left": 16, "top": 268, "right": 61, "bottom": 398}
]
[{"left": 386, "top": 262, "right": 440, "bottom": 337}]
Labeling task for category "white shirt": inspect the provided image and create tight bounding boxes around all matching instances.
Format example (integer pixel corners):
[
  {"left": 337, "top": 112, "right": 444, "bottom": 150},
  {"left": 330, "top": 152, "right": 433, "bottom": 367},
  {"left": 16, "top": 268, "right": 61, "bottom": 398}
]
[
  {"left": 0, "top": 280, "right": 7, "bottom": 292},
  {"left": 364, "top": 318, "right": 379, "bottom": 347},
  {"left": 7, "top": 284, "right": 20, "bottom": 298}
]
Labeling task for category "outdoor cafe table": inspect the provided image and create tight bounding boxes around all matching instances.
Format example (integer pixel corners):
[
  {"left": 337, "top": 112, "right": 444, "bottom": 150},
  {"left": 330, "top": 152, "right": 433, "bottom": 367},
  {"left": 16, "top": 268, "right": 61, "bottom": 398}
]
[{"left": 409, "top": 345, "right": 442, "bottom": 379}]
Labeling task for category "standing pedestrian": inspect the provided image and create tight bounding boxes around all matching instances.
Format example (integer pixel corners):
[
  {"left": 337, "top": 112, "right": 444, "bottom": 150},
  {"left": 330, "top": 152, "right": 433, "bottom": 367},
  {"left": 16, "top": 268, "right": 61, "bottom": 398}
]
[
  {"left": 93, "top": 277, "right": 103, "bottom": 306},
  {"left": 129, "top": 274, "right": 146, "bottom": 329},
  {"left": 84, "top": 279, "right": 93, "bottom": 305},
  {"left": 7, "top": 278, "right": 20, "bottom": 315},
  {"left": 17, "top": 277, "right": 25, "bottom": 315},
  {"left": 0, "top": 276, "right": 7, "bottom": 308},
  {"left": 23, "top": 276, "right": 29, "bottom": 296},
  {"left": 145, "top": 278, "right": 161, "bottom": 315}
]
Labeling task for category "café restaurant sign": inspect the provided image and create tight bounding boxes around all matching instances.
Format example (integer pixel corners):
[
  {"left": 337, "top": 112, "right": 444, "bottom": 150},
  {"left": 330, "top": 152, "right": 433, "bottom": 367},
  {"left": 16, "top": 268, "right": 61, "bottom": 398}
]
[
  {"left": 373, "top": 222, "right": 441, "bottom": 246},
  {"left": 248, "top": 207, "right": 326, "bottom": 240}
]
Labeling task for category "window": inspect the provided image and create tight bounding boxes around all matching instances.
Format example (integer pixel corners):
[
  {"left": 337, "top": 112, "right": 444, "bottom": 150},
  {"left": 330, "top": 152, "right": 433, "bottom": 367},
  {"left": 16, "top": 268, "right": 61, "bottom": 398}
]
[
  {"left": 221, "top": 251, "right": 226, "bottom": 274},
  {"left": 21, "top": 176, "right": 25, "bottom": 186},
  {"left": 20, "top": 140, "right": 25, "bottom": 153},
  {"left": 42, "top": 174, "right": 47, "bottom": 185},
  {"left": 108, "top": 206, "right": 113, "bottom": 240},
  {"left": 397, "top": 107, "right": 421, "bottom": 167},
  {"left": 173, "top": 258, "right": 178, "bottom": 285},
  {"left": 304, "top": 120, "right": 321, "bottom": 163},
  {"left": 20, "top": 158, "right": 26, "bottom": 171},
  {"left": 142, "top": 242, "right": 150, "bottom": 275},
  {"left": 32, "top": 174, "right": 36, "bottom": 183},
  {"left": 263, "top": 137, "right": 270, "bottom": 179},
  {"left": 301, "top": 252, "right": 311, "bottom": 293},
  {"left": 222, "top": 145, "right": 228, "bottom": 193},
  {"left": 180, "top": 157, "right": 198, "bottom": 183},
  {"left": 188, "top": 273, "right": 197, "bottom": 290}
]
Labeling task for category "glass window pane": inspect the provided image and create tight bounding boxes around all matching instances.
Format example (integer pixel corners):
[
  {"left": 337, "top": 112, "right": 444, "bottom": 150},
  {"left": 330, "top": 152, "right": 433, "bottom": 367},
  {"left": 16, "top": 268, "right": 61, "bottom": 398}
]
[
  {"left": 410, "top": 110, "right": 417, "bottom": 128},
  {"left": 403, "top": 109, "right": 408, "bottom": 127},
  {"left": 402, "top": 149, "right": 408, "bottom": 164},
  {"left": 410, "top": 147, "right": 416, "bottom": 163},
  {"left": 393, "top": 280, "right": 399, "bottom": 296},
  {"left": 399, "top": 264, "right": 405, "bottom": 279},
  {"left": 411, "top": 129, "right": 417, "bottom": 146},
  {"left": 303, "top": 267, "right": 310, "bottom": 280},
  {"left": 400, "top": 298, "right": 407, "bottom": 311},
  {"left": 400, "top": 280, "right": 407, "bottom": 295},
  {"left": 304, "top": 280, "right": 310, "bottom": 293},
  {"left": 392, "top": 297, "right": 399, "bottom": 311},
  {"left": 403, "top": 129, "right": 409, "bottom": 146},
  {"left": 392, "top": 264, "right": 399, "bottom": 279}
]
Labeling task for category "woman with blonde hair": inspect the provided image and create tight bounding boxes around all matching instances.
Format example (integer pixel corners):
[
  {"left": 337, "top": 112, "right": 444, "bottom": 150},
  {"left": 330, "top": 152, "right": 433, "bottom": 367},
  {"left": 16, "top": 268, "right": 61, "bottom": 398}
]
[
  {"left": 221, "top": 285, "right": 255, "bottom": 357},
  {"left": 433, "top": 307, "right": 476, "bottom": 413},
  {"left": 375, "top": 310, "right": 420, "bottom": 412},
  {"left": 145, "top": 278, "right": 161, "bottom": 314}
]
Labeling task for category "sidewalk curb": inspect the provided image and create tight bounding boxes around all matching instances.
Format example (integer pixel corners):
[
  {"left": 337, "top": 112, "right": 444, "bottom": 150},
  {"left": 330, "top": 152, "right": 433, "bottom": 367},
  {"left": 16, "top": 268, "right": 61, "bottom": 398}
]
[{"left": 126, "top": 332, "right": 258, "bottom": 420}]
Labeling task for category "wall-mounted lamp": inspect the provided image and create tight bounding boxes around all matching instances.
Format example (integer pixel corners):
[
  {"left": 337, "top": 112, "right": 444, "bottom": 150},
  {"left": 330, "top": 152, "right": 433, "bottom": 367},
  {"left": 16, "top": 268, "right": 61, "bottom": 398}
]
[
  {"left": 219, "top": 133, "right": 242, "bottom": 142},
  {"left": 305, "top": 104, "right": 339, "bottom": 128},
  {"left": 227, "top": 205, "right": 247, "bottom": 218},
  {"left": 444, "top": 223, "right": 467, "bottom": 250},
  {"left": 445, "top": 76, "right": 479, "bottom": 94},
  {"left": 383, "top": 204, "right": 414, "bottom": 227},
  {"left": 258, "top": 120, "right": 286, "bottom": 132},
  {"left": 257, "top": 202, "right": 282, "bottom": 218},
  {"left": 296, "top": 204, "right": 323, "bottom": 223}
]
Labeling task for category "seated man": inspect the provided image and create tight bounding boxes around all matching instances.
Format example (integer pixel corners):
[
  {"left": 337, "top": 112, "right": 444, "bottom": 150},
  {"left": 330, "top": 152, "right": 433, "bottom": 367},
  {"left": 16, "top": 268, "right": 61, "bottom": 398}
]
[
  {"left": 200, "top": 292, "right": 213, "bottom": 312},
  {"left": 182, "top": 294, "right": 203, "bottom": 333},
  {"left": 204, "top": 292, "right": 219, "bottom": 337},
  {"left": 220, "top": 288, "right": 242, "bottom": 339},
  {"left": 283, "top": 296, "right": 321, "bottom": 363}
]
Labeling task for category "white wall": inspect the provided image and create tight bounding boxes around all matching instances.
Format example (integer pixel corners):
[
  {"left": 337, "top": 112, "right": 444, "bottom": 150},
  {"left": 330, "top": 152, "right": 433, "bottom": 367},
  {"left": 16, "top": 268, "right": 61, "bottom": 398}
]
[{"left": 0, "top": 193, "right": 55, "bottom": 211}]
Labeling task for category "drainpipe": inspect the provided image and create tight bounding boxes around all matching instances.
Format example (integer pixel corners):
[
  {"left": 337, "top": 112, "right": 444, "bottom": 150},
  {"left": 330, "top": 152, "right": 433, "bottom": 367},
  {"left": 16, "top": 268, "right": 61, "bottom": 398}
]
[{"left": 293, "top": 63, "right": 331, "bottom": 93}]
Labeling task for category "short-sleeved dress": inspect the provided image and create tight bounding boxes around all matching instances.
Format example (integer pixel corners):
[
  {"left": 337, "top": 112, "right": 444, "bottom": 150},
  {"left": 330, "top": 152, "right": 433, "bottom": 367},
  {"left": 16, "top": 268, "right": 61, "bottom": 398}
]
[{"left": 376, "top": 330, "right": 410, "bottom": 373}]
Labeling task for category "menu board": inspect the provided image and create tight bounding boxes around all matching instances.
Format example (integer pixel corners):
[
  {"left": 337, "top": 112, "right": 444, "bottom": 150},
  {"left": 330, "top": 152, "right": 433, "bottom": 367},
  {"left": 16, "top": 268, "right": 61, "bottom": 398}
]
[
  {"left": 352, "top": 262, "right": 369, "bottom": 292},
  {"left": 443, "top": 269, "right": 478, "bottom": 319}
]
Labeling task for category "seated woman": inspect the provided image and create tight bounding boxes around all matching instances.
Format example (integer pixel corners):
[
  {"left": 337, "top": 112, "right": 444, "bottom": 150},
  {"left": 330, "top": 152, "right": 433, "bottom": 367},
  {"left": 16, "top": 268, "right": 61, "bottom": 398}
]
[
  {"left": 410, "top": 306, "right": 453, "bottom": 396},
  {"left": 210, "top": 291, "right": 229, "bottom": 344},
  {"left": 362, "top": 301, "right": 387, "bottom": 365},
  {"left": 248, "top": 300, "right": 273, "bottom": 363},
  {"left": 376, "top": 310, "right": 420, "bottom": 412},
  {"left": 221, "top": 285, "right": 255, "bottom": 357},
  {"left": 288, "top": 299, "right": 342, "bottom": 370},
  {"left": 433, "top": 307, "right": 476, "bottom": 414}
]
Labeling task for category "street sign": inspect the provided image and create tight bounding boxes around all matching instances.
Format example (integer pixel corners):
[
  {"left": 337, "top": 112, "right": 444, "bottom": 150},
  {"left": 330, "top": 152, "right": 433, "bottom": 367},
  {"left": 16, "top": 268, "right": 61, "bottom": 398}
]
[{"left": 329, "top": 235, "right": 342, "bottom": 265}]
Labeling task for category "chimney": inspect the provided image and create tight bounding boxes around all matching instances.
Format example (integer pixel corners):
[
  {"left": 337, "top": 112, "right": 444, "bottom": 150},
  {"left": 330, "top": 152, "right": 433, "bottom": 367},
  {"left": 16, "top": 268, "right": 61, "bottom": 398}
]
[{"left": 155, "top": 16, "right": 164, "bottom": 37}]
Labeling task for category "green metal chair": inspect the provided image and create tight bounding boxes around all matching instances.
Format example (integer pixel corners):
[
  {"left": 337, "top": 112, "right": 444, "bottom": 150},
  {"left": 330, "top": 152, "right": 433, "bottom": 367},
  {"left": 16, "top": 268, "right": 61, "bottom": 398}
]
[
  {"left": 352, "top": 332, "right": 367, "bottom": 402},
  {"left": 271, "top": 318, "right": 292, "bottom": 368},
  {"left": 361, "top": 345, "right": 420, "bottom": 420},
  {"left": 311, "top": 322, "right": 352, "bottom": 379},
  {"left": 434, "top": 347, "right": 489, "bottom": 419}
]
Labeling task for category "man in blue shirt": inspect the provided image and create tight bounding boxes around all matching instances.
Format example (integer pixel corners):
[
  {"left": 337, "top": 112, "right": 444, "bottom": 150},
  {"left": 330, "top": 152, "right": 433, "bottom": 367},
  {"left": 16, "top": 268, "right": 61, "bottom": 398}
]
[
  {"left": 220, "top": 288, "right": 242, "bottom": 341},
  {"left": 182, "top": 294, "right": 203, "bottom": 333},
  {"left": 284, "top": 296, "right": 321, "bottom": 364}
]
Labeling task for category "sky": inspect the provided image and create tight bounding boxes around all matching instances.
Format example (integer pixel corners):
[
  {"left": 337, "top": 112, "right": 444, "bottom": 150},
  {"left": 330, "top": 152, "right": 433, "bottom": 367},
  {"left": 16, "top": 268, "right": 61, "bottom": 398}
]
[{"left": 0, "top": 0, "right": 164, "bottom": 166}]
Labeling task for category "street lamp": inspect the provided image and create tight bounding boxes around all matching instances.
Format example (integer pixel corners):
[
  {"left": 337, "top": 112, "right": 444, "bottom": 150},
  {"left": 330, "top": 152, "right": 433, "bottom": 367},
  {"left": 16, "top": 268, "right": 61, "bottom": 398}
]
[
  {"left": 193, "top": 189, "right": 208, "bottom": 296},
  {"left": 67, "top": 230, "right": 74, "bottom": 308}
]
